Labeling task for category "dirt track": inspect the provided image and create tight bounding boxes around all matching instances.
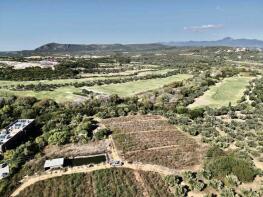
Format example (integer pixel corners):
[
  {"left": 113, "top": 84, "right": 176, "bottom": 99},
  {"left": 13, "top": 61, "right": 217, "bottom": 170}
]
[
  {"left": 11, "top": 136, "right": 180, "bottom": 196},
  {"left": 11, "top": 162, "right": 180, "bottom": 197}
]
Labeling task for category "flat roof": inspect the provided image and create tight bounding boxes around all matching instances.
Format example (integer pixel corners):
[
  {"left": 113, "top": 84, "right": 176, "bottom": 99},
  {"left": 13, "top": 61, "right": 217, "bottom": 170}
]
[
  {"left": 0, "top": 119, "right": 34, "bottom": 145},
  {"left": 44, "top": 158, "right": 64, "bottom": 168},
  {"left": 0, "top": 165, "right": 9, "bottom": 177}
]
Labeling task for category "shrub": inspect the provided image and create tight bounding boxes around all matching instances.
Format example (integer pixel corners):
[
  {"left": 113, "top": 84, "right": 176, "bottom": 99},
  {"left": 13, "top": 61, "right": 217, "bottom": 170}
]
[
  {"left": 224, "top": 174, "right": 240, "bottom": 188},
  {"left": 240, "top": 188, "right": 262, "bottom": 197},
  {"left": 164, "top": 175, "right": 183, "bottom": 186},
  {"left": 188, "top": 108, "right": 205, "bottom": 119},
  {"left": 174, "top": 184, "right": 188, "bottom": 196},
  {"left": 220, "top": 187, "right": 236, "bottom": 197},
  {"left": 209, "top": 179, "right": 224, "bottom": 191},
  {"left": 206, "top": 146, "right": 225, "bottom": 158},
  {"left": 206, "top": 155, "right": 257, "bottom": 182},
  {"left": 94, "top": 128, "right": 112, "bottom": 140},
  {"left": 193, "top": 180, "right": 206, "bottom": 191}
]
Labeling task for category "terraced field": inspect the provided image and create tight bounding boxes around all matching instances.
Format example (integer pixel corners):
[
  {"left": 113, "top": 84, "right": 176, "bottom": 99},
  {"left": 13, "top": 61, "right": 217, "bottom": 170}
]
[
  {"left": 101, "top": 115, "right": 205, "bottom": 169},
  {"left": 85, "top": 74, "right": 192, "bottom": 97},
  {"left": 189, "top": 76, "right": 254, "bottom": 108}
]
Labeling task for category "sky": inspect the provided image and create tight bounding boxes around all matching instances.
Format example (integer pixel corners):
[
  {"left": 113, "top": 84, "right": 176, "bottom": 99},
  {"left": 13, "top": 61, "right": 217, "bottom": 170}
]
[{"left": 0, "top": 0, "right": 263, "bottom": 51}]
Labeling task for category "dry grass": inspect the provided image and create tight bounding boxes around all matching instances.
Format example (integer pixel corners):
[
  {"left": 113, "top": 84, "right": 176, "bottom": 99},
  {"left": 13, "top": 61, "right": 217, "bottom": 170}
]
[
  {"left": 43, "top": 140, "right": 110, "bottom": 158},
  {"left": 102, "top": 115, "right": 206, "bottom": 169}
]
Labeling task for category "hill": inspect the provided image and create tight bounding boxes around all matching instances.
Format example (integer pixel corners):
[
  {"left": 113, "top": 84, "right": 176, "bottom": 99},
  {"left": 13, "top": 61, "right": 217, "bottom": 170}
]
[
  {"left": 163, "top": 37, "right": 263, "bottom": 48},
  {"left": 1, "top": 37, "right": 263, "bottom": 56}
]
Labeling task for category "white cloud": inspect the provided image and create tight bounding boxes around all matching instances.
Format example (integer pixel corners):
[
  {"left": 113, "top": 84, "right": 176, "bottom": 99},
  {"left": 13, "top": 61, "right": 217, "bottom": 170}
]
[{"left": 184, "top": 24, "right": 224, "bottom": 32}]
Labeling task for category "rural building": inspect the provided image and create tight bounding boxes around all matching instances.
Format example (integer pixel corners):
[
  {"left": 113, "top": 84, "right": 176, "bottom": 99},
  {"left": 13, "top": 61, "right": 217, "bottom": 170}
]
[
  {"left": 44, "top": 158, "right": 64, "bottom": 170},
  {"left": 109, "top": 160, "right": 124, "bottom": 167},
  {"left": 0, "top": 163, "right": 9, "bottom": 179},
  {"left": 0, "top": 119, "right": 36, "bottom": 152}
]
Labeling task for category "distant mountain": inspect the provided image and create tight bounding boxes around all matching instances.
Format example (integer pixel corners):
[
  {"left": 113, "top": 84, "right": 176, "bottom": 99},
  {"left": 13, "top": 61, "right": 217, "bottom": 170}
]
[
  {"left": 34, "top": 43, "right": 168, "bottom": 53},
  {"left": 162, "top": 37, "right": 263, "bottom": 48},
  {"left": 0, "top": 43, "right": 168, "bottom": 56},
  {"left": 1, "top": 37, "right": 263, "bottom": 56}
]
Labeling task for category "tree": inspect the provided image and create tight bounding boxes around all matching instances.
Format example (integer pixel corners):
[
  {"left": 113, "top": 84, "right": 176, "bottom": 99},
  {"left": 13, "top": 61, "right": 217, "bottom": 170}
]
[
  {"left": 95, "top": 128, "right": 112, "bottom": 140},
  {"left": 47, "top": 131, "right": 68, "bottom": 145}
]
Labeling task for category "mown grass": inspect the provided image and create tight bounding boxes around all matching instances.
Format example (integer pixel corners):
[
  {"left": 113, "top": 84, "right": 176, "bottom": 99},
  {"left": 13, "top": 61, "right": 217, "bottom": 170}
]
[
  {"left": 0, "top": 68, "right": 169, "bottom": 88},
  {"left": 189, "top": 76, "right": 254, "bottom": 108},
  {"left": 85, "top": 74, "right": 192, "bottom": 97},
  {"left": 0, "top": 76, "right": 114, "bottom": 87},
  {"left": 0, "top": 74, "right": 191, "bottom": 102},
  {"left": 0, "top": 86, "right": 84, "bottom": 103},
  {"left": 137, "top": 69, "right": 175, "bottom": 76}
]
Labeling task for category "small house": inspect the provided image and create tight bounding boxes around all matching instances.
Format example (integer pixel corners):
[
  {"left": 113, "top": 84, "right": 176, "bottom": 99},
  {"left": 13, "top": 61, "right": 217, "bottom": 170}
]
[
  {"left": 44, "top": 158, "right": 64, "bottom": 170},
  {"left": 0, "top": 163, "right": 9, "bottom": 179}
]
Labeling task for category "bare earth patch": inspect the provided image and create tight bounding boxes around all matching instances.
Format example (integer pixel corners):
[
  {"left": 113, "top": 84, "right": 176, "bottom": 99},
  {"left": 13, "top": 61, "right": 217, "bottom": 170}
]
[
  {"left": 101, "top": 115, "right": 207, "bottom": 170},
  {"left": 43, "top": 140, "right": 109, "bottom": 158}
]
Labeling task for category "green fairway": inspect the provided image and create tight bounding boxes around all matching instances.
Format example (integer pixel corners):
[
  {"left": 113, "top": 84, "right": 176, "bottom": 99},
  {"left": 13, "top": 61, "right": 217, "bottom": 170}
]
[
  {"left": 137, "top": 68, "right": 175, "bottom": 76},
  {"left": 0, "top": 86, "right": 84, "bottom": 103},
  {"left": 189, "top": 76, "right": 254, "bottom": 108},
  {"left": 0, "top": 69, "right": 171, "bottom": 88},
  {"left": 84, "top": 74, "right": 192, "bottom": 97},
  {"left": 0, "top": 76, "right": 119, "bottom": 87}
]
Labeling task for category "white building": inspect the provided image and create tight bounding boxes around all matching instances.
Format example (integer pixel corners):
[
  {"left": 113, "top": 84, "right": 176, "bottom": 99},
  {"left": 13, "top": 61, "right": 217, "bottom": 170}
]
[
  {"left": 44, "top": 158, "right": 64, "bottom": 170},
  {"left": 0, "top": 164, "right": 9, "bottom": 179}
]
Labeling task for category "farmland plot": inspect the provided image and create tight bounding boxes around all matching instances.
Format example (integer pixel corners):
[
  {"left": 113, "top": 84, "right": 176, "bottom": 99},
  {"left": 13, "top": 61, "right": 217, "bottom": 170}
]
[
  {"left": 102, "top": 115, "right": 205, "bottom": 169},
  {"left": 18, "top": 168, "right": 173, "bottom": 197}
]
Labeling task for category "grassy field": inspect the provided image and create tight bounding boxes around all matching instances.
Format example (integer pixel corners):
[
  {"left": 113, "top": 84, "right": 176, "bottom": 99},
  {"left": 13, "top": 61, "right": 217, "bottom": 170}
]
[
  {"left": 85, "top": 74, "right": 192, "bottom": 97},
  {"left": 137, "top": 68, "right": 175, "bottom": 76},
  {"left": 0, "top": 86, "right": 84, "bottom": 103},
  {"left": 189, "top": 76, "right": 254, "bottom": 108},
  {"left": 0, "top": 69, "right": 173, "bottom": 88},
  {"left": 0, "top": 75, "right": 191, "bottom": 102},
  {"left": 0, "top": 76, "right": 120, "bottom": 87},
  {"left": 79, "top": 68, "right": 156, "bottom": 77}
]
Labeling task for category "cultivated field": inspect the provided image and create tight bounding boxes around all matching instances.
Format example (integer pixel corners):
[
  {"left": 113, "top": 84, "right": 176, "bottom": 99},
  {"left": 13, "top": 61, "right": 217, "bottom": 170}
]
[
  {"left": 18, "top": 168, "right": 173, "bottom": 197},
  {"left": 102, "top": 115, "right": 205, "bottom": 169},
  {"left": 85, "top": 74, "right": 192, "bottom": 97},
  {"left": 189, "top": 76, "right": 254, "bottom": 108}
]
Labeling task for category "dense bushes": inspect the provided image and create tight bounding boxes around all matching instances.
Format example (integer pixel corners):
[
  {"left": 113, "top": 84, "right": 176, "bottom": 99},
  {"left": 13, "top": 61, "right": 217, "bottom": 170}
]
[
  {"left": 94, "top": 128, "right": 112, "bottom": 140},
  {"left": 205, "top": 148, "right": 258, "bottom": 182},
  {"left": 0, "top": 66, "right": 78, "bottom": 81}
]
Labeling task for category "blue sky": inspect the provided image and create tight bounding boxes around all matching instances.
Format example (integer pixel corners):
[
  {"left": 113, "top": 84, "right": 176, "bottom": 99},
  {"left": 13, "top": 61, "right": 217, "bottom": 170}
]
[{"left": 0, "top": 0, "right": 263, "bottom": 51}]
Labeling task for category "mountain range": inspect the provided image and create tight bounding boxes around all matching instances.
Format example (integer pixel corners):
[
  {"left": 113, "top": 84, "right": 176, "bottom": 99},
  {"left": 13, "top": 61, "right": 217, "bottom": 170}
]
[
  {"left": 1, "top": 37, "right": 263, "bottom": 56},
  {"left": 163, "top": 37, "right": 263, "bottom": 48}
]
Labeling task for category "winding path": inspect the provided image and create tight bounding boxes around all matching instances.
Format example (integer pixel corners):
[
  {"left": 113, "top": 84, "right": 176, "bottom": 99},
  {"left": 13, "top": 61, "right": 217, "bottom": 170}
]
[
  {"left": 11, "top": 162, "right": 179, "bottom": 197},
  {"left": 11, "top": 136, "right": 180, "bottom": 197}
]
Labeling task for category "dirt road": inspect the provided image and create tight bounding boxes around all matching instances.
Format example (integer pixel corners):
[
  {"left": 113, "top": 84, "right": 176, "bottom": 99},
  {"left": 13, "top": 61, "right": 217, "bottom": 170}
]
[
  {"left": 11, "top": 133, "right": 183, "bottom": 196},
  {"left": 11, "top": 161, "right": 180, "bottom": 197}
]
